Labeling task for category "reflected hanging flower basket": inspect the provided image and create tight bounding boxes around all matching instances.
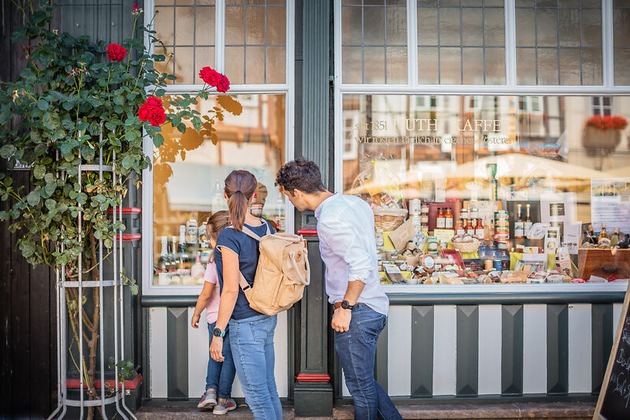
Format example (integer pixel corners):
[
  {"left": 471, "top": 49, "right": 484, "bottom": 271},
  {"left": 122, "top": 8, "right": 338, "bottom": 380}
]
[{"left": 581, "top": 115, "right": 627, "bottom": 155}]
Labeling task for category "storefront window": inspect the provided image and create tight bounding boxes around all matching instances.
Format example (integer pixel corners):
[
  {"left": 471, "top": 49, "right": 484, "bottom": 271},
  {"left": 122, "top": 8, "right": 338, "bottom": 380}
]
[
  {"left": 151, "top": 94, "right": 286, "bottom": 288},
  {"left": 154, "top": 0, "right": 287, "bottom": 85},
  {"left": 342, "top": 94, "right": 630, "bottom": 284}
]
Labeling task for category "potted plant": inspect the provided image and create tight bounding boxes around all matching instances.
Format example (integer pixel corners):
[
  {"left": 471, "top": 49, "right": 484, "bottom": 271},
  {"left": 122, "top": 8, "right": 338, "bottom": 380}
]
[
  {"left": 0, "top": 1, "right": 240, "bottom": 417},
  {"left": 581, "top": 115, "right": 628, "bottom": 155}
]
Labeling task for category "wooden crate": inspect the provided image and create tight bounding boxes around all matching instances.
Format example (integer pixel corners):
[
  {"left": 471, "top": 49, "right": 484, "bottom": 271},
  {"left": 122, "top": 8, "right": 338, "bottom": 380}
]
[{"left": 578, "top": 248, "right": 630, "bottom": 280}]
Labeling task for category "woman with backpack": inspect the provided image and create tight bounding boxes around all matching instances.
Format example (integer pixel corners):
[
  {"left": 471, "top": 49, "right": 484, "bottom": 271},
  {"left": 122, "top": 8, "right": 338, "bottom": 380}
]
[{"left": 209, "top": 169, "right": 282, "bottom": 420}]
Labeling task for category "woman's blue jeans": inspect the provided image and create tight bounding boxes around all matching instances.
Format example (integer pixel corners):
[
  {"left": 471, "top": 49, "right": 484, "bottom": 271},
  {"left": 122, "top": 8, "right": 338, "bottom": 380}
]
[
  {"left": 229, "top": 314, "right": 282, "bottom": 420},
  {"left": 205, "top": 321, "right": 236, "bottom": 399},
  {"left": 334, "top": 304, "right": 402, "bottom": 420}
]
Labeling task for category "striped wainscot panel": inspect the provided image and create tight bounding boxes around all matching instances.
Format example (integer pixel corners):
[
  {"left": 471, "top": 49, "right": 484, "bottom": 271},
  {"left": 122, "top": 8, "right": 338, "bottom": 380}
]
[
  {"left": 344, "top": 302, "right": 622, "bottom": 398},
  {"left": 149, "top": 307, "right": 289, "bottom": 399}
]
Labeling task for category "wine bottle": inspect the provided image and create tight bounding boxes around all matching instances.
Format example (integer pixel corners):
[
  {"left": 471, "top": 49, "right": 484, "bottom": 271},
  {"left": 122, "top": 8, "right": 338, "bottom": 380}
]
[
  {"left": 157, "top": 236, "right": 168, "bottom": 273},
  {"left": 514, "top": 204, "right": 524, "bottom": 239},
  {"left": 524, "top": 204, "right": 533, "bottom": 238}
]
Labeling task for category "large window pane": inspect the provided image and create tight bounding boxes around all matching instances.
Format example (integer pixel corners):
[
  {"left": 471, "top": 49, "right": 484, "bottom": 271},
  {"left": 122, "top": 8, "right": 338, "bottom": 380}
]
[
  {"left": 152, "top": 95, "right": 286, "bottom": 287},
  {"left": 416, "top": 2, "right": 505, "bottom": 86},
  {"left": 515, "top": 2, "right": 602, "bottom": 85},
  {"left": 224, "top": 2, "right": 286, "bottom": 84},
  {"left": 341, "top": 95, "right": 630, "bottom": 272},
  {"left": 154, "top": 1, "right": 216, "bottom": 85},
  {"left": 342, "top": 0, "right": 408, "bottom": 84},
  {"left": 614, "top": 4, "right": 630, "bottom": 85}
]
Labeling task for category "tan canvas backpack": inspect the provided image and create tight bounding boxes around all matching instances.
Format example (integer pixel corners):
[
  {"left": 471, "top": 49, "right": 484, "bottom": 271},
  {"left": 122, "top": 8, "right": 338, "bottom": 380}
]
[{"left": 237, "top": 221, "right": 310, "bottom": 316}]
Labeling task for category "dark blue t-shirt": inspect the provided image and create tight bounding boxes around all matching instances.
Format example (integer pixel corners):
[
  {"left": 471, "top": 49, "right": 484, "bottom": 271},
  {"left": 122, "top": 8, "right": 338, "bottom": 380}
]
[{"left": 215, "top": 219, "right": 274, "bottom": 320}]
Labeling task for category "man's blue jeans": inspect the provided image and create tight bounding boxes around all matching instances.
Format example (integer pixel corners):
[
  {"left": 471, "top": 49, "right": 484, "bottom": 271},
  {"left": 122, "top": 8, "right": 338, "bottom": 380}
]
[
  {"left": 205, "top": 321, "right": 236, "bottom": 399},
  {"left": 229, "top": 314, "right": 282, "bottom": 420},
  {"left": 334, "top": 304, "right": 402, "bottom": 420}
]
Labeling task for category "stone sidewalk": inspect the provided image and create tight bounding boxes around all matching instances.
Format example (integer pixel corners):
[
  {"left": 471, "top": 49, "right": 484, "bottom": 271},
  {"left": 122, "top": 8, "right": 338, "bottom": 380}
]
[{"left": 136, "top": 398, "right": 596, "bottom": 419}]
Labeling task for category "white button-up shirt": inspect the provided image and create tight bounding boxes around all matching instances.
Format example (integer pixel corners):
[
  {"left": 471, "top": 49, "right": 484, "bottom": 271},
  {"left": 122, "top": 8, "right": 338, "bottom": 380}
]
[{"left": 314, "top": 193, "right": 389, "bottom": 316}]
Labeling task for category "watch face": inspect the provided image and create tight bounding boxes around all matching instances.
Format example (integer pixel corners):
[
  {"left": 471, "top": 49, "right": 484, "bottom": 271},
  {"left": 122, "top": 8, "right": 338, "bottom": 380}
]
[
  {"left": 213, "top": 327, "right": 224, "bottom": 337},
  {"left": 341, "top": 300, "right": 353, "bottom": 310}
]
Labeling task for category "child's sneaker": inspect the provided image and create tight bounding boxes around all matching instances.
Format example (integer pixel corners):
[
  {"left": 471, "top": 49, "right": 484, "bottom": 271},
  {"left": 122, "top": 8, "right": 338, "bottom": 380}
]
[
  {"left": 197, "top": 389, "right": 217, "bottom": 409},
  {"left": 212, "top": 398, "right": 237, "bottom": 415}
]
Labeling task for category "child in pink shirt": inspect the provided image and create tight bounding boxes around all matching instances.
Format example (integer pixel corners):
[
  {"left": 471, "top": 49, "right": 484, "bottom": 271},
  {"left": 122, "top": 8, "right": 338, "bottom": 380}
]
[{"left": 191, "top": 211, "right": 237, "bottom": 415}]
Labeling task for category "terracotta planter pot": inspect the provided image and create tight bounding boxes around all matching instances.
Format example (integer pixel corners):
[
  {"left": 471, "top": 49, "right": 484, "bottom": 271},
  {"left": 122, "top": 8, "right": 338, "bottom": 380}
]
[{"left": 581, "top": 126, "right": 621, "bottom": 154}]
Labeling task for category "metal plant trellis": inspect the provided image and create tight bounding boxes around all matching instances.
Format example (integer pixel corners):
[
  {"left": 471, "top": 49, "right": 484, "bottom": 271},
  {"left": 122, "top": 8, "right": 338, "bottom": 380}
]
[{"left": 48, "top": 128, "right": 136, "bottom": 420}]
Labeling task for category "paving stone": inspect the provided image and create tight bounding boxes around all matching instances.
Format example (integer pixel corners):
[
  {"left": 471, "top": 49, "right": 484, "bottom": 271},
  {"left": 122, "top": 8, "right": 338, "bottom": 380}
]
[{"left": 137, "top": 399, "right": 595, "bottom": 419}]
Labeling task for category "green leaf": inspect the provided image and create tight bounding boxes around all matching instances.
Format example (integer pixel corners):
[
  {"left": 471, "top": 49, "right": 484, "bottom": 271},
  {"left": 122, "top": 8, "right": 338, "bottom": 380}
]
[
  {"left": 77, "top": 121, "right": 89, "bottom": 132},
  {"left": 37, "top": 99, "right": 50, "bottom": 111},
  {"left": 122, "top": 155, "right": 136, "bottom": 170},
  {"left": 19, "top": 241, "right": 35, "bottom": 258},
  {"left": 113, "top": 95, "right": 125, "bottom": 106},
  {"left": 26, "top": 190, "right": 41, "bottom": 206},
  {"left": 77, "top": 192, "right": 88, "bottom": 205},
  {"left": 44, "top": 181, "right": 57, "bottom": 197},
  {"left": 153, "top": 133, "right": 164, "bottom": 147},
  {"left": 0, "top": 145, "right": 17, "bottom": 159}
]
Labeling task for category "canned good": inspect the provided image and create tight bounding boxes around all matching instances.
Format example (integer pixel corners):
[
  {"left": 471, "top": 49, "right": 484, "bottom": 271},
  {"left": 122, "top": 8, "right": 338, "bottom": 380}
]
[
  {"left": 493, "top": 259, "right": 503, "bottom": 271},
  {"left": 185, "top": 219, "right": 198, "bottom": 244},
  {"left": 494, "top": 232, "right": 509, "bottom": 242}
]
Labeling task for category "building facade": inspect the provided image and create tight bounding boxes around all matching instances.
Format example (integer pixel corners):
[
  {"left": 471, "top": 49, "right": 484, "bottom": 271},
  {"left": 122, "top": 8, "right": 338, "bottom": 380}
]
[{"left": 2, "top": 0, "right": 630, "bottom": 417}]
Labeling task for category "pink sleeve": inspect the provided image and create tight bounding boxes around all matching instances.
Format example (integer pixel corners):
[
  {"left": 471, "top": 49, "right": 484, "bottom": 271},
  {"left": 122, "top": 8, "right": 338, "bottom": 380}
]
[{"left": 203, "top": 261, "right": 218, "bottom": 284}]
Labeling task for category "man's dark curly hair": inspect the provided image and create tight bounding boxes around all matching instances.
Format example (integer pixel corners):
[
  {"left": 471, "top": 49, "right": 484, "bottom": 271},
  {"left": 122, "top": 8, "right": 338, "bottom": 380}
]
[{"left": 275, "top": 158, "right": 326, "bottom": 194}]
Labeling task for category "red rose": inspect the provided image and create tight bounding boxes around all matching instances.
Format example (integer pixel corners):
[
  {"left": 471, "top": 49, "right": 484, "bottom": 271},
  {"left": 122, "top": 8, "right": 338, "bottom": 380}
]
[
  {"left": 145, "top": 96, "right": 163, "bottom": 108},
  {"left": 199, "top": 66, "right": 222, "bottom": 87},
  {"left": 216, "top": 75, "right": 230, "bottom": 93},
  {"left": 147, "top": 107, "right": 166, "bottom": 126},
  {"left": 138, "top": 96, "right": 166, "bottom": 126},
  {"left": 106, "top": 43, "right": 127, "bottom": 62}
]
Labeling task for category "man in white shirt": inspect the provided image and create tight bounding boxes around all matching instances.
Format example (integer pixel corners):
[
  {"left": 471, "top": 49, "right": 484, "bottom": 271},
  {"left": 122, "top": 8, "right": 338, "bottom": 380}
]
[{"left": 276, "top": 158, "right": 401, "bottom": 420}]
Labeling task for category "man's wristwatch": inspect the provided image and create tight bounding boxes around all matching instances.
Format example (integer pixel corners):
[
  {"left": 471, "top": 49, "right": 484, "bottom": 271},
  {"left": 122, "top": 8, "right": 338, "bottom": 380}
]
[
  {"left": 213, "top": 327, "right": 226, "bottom": 338},
  {"left": 341, "top": 300, "right": 355, "bottom": 310}
]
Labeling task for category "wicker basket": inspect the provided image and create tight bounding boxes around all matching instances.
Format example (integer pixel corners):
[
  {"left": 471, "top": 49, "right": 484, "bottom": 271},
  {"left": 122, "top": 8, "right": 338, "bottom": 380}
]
[
  {"left": 373, "top": 207, "right": 408, "bottom": 231},
  {"left": 451, "top": 240, "right": 481, "bottom": 253}
]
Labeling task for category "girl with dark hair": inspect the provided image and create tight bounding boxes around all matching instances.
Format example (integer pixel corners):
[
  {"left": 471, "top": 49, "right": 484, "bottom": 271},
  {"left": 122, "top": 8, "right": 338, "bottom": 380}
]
[{"left": 209, "top": 170, "right": 282, "bottom": 419}]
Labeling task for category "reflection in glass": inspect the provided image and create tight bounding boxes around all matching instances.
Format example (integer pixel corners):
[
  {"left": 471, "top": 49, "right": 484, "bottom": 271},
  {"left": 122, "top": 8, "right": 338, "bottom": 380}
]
[
  {"left": 152, "top": 95, "right": 286, "bottom": 287},
  {"left": 341, "top": 95, "right": 630, "bottom": 227}
]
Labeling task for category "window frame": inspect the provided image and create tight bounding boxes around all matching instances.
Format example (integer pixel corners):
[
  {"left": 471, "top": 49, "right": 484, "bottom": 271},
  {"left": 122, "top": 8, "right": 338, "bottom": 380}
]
[{"left": 142, "top": 0, "right": 295, "bottom": 296}]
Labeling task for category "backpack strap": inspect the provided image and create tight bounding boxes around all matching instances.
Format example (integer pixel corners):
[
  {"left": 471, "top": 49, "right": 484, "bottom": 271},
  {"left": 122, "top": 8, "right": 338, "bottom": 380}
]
[
  {"left": 234, "top": 219, "right": 271, "bottom": 293},
  {"left": 241, "top": 218, "right": 271, "bottom": 241}
]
